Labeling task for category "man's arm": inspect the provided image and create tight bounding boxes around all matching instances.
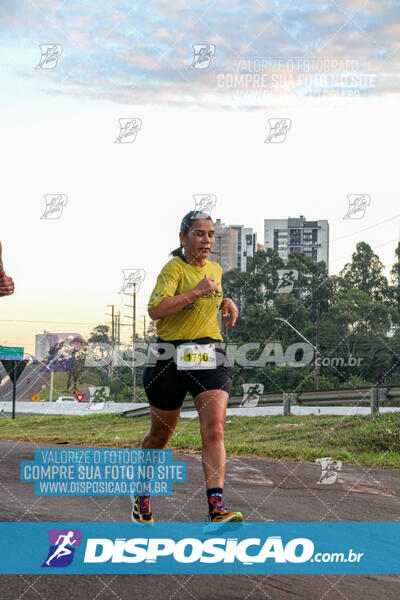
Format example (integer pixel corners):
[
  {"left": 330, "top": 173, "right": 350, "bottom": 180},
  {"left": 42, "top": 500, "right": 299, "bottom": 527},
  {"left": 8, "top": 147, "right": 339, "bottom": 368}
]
[{"left": 0, "top": 241, "right": 15, "bottom": 297}]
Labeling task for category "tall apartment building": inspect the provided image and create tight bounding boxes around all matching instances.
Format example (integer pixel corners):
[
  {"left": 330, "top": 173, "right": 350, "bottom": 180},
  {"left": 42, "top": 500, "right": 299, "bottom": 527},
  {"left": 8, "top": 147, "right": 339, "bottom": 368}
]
[
  {"left": 213, "top": 219, "right": 238, "bottom": 272},
  {"left": 213, "top": 220, "right": 258, "bottom": 272},
  {"left": 264, "top": 215, "right": 329, "bottom": 270},
  {"left": 35, "top": 331, "right": 51, "bottom": 360},
  {"left": 230, "top": 225, "right": 257, "bottom": 271}
]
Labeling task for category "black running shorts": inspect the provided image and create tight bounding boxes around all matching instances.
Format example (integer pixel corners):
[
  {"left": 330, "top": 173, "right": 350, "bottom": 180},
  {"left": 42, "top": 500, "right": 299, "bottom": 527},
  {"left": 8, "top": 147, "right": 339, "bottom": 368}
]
[{"left": 142, "top": 337, "right": 233, "bottom": 411}]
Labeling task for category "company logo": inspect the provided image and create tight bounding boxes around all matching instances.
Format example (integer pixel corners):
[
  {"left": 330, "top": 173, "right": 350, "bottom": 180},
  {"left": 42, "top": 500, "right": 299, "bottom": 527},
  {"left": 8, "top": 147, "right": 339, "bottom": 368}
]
[
  {"left": 193, "top": 194, "right": 217, "bottom": 215},
  {"left": 240, "top": 383, "right": 264, "bottom": 407},
  {"left": 274, "top": 269, "right": 298, "bottom": 294},
  {"left": 343, "top": 194, "right": 371, "bottom": 219},
  {"left": 119, "top": 269, "right": 146, "bottom": 294},
  {"left": 40, "top": 194, "right": 68, "bottom": 220},
  {"left": 315, "top": 458, "right": 342, "bottom": 485},
  {"left": 36, "top": 44, "right": 63, "bottom": 69},
  {"left": 115, "top": 118, "right": 142, "bottom": 143},
  {"left": 42, "top": 529, "right": 82, "bottom": 567},
  {"left": 84, "top": 535, "right": 314, "bottom": 564},
  {"left": 85, "top": 386, "right": 110, "bottom": 411},
  {"left": 265, "top": 118, "right": 291, "bottom": 143},
  {"left": 189, "top": 44, "right": 216, "bottom": 69}
]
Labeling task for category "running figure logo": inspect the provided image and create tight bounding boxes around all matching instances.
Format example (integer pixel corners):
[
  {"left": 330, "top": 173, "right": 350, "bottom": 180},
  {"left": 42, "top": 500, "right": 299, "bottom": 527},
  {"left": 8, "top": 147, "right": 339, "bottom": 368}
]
[
  {"left": 115, "top": 118, "right": 142, "bottom": 143},
  {"left": 343, "top": 194, "right": 371, "bottom": 219},
  {"left": 42, "top": 529, "right": 82, "bottom": 567},
  {"left": 193, "top": 194, "right": 217, "bottom": 216},
  {"left": 40, "top": 194, "right": 68, "bottom": 220},
  {"left": 189, "top": 44, "right": 216, "bottom": 69},
  {"left": 265, "top": 118, "right": 291, "bottom": 143},
  {"left": 240, "top": 383, "right": 264, "bottom": 407},
  {"left": 315, "top": 458, "right": 342, "bottom": 485},
  {"left": 274, "top": 269, "right": 298, "bottom": 294},
  {"left": 36, "top": 44, "right": 63, "bottom": 69},
  {"left": 86, "top": 386, "right": 110, "bottom": 411},
  {"left": 119, "top": 269, "right": 146, "bottom": 294}
]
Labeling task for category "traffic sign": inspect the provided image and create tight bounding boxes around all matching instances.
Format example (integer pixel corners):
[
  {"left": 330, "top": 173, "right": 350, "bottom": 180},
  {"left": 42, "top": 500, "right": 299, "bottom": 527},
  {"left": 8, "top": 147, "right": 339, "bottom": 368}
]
[
  {"left": 0, "top": 346, "right": 24, "bottom": 360},
  {"left": 1, "top": 359, "right": 29, "bottom": 384},
  {"left": 32, "top": 392, "right": 40, "bottom": 402}
]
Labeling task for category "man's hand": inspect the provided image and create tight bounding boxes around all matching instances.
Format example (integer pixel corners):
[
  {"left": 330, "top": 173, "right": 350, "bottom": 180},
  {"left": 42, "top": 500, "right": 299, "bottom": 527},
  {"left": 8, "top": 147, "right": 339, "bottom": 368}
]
[
  {"left": 0, "top": 268, "right": 14, "bottom": 297},
  {"left": 219, "top": 298, "right": 238, "bottom": 327}
]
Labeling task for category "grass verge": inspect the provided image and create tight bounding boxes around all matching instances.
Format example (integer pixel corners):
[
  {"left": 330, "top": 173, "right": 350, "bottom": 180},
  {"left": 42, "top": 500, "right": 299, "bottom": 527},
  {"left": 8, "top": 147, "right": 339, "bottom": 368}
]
[{"left": 0, "top": 412, "right": 399, "bottom": 469}]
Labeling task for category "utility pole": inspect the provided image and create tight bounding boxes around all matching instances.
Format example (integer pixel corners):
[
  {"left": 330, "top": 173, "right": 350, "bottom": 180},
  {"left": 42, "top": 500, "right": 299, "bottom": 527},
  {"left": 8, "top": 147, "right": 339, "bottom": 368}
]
[
  {"left": 115, "top": 311, "right": 120, "bottom": 402},
  {"left": 143, "top": 315, "right": 146, "bottom": 340},
  {"left": 106, "top": 305, "right": 115, "bottom": 381},
  {"left": 124, "top": 282, "right": 137, "bottom": 402},
  {"left": 315, "top": 302, "right": 321, "bottom": 391}
]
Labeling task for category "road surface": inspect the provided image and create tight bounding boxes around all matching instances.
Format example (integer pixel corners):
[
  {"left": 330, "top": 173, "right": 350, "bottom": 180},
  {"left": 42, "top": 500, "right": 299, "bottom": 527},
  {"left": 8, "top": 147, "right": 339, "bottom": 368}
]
[{"left": 0, "top": 441, "right": 399, "bottom": 599}]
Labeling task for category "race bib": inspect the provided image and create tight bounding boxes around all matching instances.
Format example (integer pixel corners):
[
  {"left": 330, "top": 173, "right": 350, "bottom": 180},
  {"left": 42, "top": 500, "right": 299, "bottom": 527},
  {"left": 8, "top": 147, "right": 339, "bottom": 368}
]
[{"left": 176, "top": 342, "right": 216, "bottom": 370}]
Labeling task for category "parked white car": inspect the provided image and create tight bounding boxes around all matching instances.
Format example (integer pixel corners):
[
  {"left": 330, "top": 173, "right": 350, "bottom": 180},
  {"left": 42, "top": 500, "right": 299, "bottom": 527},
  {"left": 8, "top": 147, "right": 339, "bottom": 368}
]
[{"left": 55, "top": 396, "right": 78, "bottom": 403}]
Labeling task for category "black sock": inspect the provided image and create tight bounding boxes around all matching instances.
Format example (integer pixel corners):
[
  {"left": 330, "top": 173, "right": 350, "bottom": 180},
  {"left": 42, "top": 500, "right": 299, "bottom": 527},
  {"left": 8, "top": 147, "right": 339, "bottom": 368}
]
[{"left": 207, "top": 487, "right": 223, "bottom": 513}]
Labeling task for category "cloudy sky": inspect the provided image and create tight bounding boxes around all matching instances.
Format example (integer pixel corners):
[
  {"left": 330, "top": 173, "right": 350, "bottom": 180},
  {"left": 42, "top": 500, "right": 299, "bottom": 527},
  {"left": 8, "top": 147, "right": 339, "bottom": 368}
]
[{"left": 1, "top": 0, "right": 400, "bottom": 354}]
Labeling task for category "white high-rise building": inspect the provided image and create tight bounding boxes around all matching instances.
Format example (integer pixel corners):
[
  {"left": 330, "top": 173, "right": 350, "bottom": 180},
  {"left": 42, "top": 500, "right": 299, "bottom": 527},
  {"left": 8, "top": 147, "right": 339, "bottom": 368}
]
[
  {"left": 35, "top": 331, "right": 50, "bottom": 360},
  {"left": 230, "top": 225, "right": 257, "bottom": 272},
  {"left": 213, "top": 219, "right": 238, "bottom": 272},
  {"left": 264, "top": 215, "right": 329, "bottom": 270}
]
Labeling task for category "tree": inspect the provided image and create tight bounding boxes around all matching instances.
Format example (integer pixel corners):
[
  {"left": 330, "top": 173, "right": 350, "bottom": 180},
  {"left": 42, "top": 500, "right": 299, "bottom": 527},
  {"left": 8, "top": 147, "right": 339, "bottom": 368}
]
[
  {"left": 66, "top": 339, "right": 88, "bottom": 389},
  {"left": 88, "top": 325, "right": 110, "bottom": 343},
  {"left": 338, "top": 242, "right": 389, "bottom": 302},
  {"left": 389, "top": 241, "right": 400, "bottom": 319}
]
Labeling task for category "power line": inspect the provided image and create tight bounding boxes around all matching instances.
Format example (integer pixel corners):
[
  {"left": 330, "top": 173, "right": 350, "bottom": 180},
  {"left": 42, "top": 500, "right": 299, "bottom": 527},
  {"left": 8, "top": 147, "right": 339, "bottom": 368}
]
[{"left": 0, "top": 319, "right": 100, "bottom": 325}]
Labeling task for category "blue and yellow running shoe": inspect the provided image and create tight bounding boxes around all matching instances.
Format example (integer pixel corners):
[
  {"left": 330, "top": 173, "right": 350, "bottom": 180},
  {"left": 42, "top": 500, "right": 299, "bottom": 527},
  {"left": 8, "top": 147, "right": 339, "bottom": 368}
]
[
  {"left": 203, "top": 499, "right": 244, "bottom": 532},
  {"left": 131, "top": 494, "right": 154, "bottom": 526}
]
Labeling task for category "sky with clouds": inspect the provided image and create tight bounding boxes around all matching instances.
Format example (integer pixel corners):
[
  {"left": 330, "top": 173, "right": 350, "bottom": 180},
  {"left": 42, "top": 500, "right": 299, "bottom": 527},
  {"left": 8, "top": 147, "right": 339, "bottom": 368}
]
[{"left": 1, "top": 0, "right": 400, "bottom": 353}]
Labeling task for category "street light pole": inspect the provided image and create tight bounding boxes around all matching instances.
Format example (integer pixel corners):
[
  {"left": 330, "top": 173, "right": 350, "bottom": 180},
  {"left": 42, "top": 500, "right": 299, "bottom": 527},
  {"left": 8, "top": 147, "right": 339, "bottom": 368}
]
[
  {"left": 275, "top": 317, "right": 320, "bottom": 391},
  {"left": 315, "top": 302, "right": 321, "bottom": 391}
]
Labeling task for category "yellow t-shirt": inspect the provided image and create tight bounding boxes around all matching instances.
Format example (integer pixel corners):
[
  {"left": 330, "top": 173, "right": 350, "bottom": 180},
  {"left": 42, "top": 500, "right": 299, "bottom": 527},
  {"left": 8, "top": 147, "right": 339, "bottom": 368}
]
[{"left": 147, "top": 256, "right": 224, "bottom": 341}]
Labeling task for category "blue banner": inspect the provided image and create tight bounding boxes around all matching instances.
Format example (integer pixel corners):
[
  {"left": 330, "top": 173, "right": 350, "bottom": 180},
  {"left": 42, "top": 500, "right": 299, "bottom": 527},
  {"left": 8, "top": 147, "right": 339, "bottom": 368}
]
[
  {"left": 20, "top": 449, "right": 186, "bottom": 496},
  {"left": 0, "top": 522, "right": 398, "bottom": 574}
]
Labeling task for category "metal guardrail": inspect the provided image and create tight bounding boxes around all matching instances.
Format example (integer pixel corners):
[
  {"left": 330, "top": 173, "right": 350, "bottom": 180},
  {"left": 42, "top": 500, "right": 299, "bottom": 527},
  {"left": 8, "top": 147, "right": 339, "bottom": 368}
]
[{"left": 122, "top": 386, "right": 400, "bottom": 418}]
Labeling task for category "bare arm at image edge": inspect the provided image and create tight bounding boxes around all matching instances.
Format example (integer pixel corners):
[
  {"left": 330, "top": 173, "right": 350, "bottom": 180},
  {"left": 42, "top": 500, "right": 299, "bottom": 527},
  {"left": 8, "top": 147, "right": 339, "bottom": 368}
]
[{"left": 0, "top": 241, "right": 15, "bottom": 297}]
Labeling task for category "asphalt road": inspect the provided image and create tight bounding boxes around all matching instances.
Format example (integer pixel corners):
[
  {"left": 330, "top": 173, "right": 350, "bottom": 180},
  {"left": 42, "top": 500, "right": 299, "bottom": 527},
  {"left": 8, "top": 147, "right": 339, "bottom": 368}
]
[
  {"left": 0, "top": 440, "right": 399, "bottom": 599},
  {"left": 0, "top": 361, "right": 50, "bottom": 403}
]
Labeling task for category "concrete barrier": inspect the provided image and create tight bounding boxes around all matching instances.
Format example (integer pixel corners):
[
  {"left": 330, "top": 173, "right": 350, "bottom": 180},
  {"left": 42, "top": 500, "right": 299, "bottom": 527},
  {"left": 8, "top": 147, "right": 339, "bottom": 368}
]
[{"left": 0, "top": 401, "right": 147, "bottom": 416}]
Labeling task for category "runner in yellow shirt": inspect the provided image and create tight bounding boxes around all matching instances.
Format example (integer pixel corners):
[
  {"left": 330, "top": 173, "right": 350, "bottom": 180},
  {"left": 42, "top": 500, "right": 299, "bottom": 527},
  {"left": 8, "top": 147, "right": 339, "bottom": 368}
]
[{"left": 131, "top": 210, "right": 244, "bottom": 527}]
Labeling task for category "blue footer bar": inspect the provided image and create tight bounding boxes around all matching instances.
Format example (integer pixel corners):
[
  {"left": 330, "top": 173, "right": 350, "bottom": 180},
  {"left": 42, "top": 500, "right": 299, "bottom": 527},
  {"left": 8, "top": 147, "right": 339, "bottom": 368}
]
[{"left": 0, "top": 522, "right": 398, "bottom": 574}]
